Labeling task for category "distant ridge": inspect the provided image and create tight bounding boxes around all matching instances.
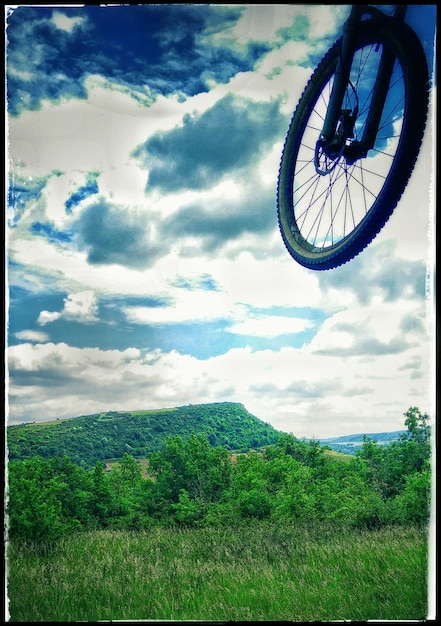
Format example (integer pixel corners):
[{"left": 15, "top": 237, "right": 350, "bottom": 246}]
[
  {"left": 317, "top": 430, "right": 407, "bottom": 456},
  {"left": 7, "top": 402, "right": 283, "bottom": 467}
]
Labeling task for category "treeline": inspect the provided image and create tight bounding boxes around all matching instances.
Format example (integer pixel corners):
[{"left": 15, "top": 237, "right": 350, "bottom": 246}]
[
  {"left": 6, "top": 408, "right": 431, "bottom": 542},
  {"left": 7, "top": 402, "right": 282, "bottom": 467}
]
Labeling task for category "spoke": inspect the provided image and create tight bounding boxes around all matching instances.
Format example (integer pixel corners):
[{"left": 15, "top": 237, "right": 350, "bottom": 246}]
[
  {"left": 320, "top": 165, "right": 354, "bottom": 246},
  {"left": 305, "top": 178, "right": 336, "bottom": 246},
  {"left": 287, "top": 37, "right": 407, "bottom": 253},
  {"left": 344, "top": 168, "right": 357, "bottom": 233},
  {"left": 345, "top": 162, "right": 384, "bottom": 200},
  {"left": 294, "top": 174, "right": 324, "bottom": 217},
  {"left": 295, "top": 175, "right": 334, "bottom": 225}
]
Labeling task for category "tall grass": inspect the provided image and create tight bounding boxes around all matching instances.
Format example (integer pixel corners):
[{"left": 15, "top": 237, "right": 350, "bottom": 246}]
[{"left": 6, "top": 522, "right": 428, "bottom": 622}]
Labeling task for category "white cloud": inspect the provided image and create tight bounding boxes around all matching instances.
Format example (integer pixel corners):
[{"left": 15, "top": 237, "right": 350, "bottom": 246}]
[
  {"left": 37, "top": 310, "right": 61, "bottom": 325},
  {"left": 8, "top": 89, "right": 155, "bottom": 190},
  {"left": 62, "top": 290, "right": 99, "bottom": 322},
  {"left": 52, "top": 11, "right": 86, "bottom": 34},
  {"left": 216, "top": 251, "right": 323, "bottom": 310},
  {"left": 123, "top": 288, "right": 239, "bottom": 325},
  {"left": 38, "top": 290, "right": 99, "bottom": 325},
  {"left": 228, "top": 315, "right": 312, "bottom": 337},
  {"left": 14, "top": 330, "right": 49, "bottom": 343},
  {"left": 309, "top": 300, "right": 428, "bottom": 355}
]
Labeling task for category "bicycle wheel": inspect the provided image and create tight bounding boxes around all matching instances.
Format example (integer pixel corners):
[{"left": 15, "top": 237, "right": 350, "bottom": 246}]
[{"left": 277, "top": 17, "right": 429, "bottom": 270}]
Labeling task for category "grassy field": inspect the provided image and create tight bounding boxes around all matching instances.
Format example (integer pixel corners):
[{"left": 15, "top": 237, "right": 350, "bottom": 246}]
[{"left": 6, "top": 522, "right": 429, "bottom": 622}]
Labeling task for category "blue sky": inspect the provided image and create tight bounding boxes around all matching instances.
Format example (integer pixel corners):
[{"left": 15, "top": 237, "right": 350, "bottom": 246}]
[{"left": 5, "top": 4, "right": 436, "bottom": 438}]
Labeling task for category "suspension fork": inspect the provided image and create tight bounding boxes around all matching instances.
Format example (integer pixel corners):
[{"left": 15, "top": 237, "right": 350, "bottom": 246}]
[
  {"left": 360, "top": 5, "right": 407, "bottom": 152},
  {"left": 319, "top": 5, "right": 408, "bottom": 156},
  {"left": 319, "top": 4, "right": 362, "bottom": 144}
]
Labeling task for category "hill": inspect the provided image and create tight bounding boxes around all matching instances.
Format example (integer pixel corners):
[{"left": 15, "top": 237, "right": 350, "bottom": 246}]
[
  {"left": 6, "top": 402, "right": 283, "bottom": 468},
  {"left": 317, "top": 430, "right": 407, "bottom": 455}
]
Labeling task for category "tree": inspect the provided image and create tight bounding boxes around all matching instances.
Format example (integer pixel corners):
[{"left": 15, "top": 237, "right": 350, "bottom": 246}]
[
  {"left": 109, "top": 453, "right": 143, "bottom": 497},
  {"left": 107, "top": 454, "right": 154, "bottom": 529},
  {"left": 386, "top": 465, "right": 431, "bottom": 525},
  {"left": 90, "top": 461, "right": 120, "bottom": 526},
  {"left": 148, "top": 435, "right": 189, "bottom": 503},
  {"left": 148, "top": 434, "right": 232, "bottom": 524},
  {"left": 7, "top": 457, "right": 83, "bottom": 540},
  {"left": 356, "top": 407, "right": 432, "bottom": 501},
  {"left": 403, "top": 407, "right": 431, "bottom": 444},
  {"left": 270, "top": 433, "right": 326, "bottom": 467},
  {"left": 400, "top": 407, "right": 431, "bottom": 472},
  {"left": 271, "top": 462, "right": 316, "bottom": 522}
]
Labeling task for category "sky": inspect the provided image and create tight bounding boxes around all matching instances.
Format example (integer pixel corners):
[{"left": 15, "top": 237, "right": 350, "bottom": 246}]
[{"left": 5, "top": 3, "right": 437, "bottom": 439}]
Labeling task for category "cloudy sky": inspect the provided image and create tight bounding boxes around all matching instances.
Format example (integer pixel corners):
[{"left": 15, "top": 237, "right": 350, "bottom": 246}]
[{"left": 5, "top": 4, "right": 436, "bottom": 439}]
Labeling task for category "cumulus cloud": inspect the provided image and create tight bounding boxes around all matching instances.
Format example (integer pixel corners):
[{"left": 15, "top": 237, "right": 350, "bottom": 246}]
[
  {"left": 38, "top": 290, "right": 99, "bottom": 325},
  {"left": 37, "top": 310, "right": 62, "bottom": 325},
  {"left": 72, "top": 199, "right": 163, "bottom": 269},
  {"left": 159, "top": 178, "right": 278, "bottom": 256},
  {"left": 317, "top": 241, "right": 427, "bottom": 307},
  {"left": 309, "top": 300, "right": 428, "bottom": 358},
  {"left": 135, "top": 94, "right": 285, "bottom": 192},
  {"left": 51, "top": 10, "right": 86, "bottom": 34}
]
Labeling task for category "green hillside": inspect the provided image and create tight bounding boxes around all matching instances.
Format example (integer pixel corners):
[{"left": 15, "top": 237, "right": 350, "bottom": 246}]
[{"left": 7, "top": 402, "right": 283, "bottom": 467}]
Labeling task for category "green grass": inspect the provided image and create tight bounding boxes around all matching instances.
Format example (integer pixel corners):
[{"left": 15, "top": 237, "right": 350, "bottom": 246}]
[
  {"left": 323, "top": 449, "right": 352, "bottom": 462},
  {"left": 6, "top": 522, "right": 429, "bottom": 622}
]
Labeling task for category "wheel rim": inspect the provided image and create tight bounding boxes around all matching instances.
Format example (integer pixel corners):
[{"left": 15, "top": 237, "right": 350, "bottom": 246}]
[{"left": 291, "top": 41, "right": 405, "bottom": 253}]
